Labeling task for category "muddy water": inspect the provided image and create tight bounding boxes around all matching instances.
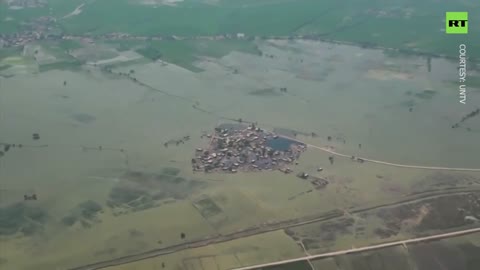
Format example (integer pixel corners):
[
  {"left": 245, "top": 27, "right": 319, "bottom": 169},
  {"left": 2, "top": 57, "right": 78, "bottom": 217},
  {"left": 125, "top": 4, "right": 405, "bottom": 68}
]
[
  {"left": 0, "top": 40, "right": 479, "bottom": 269},
  {"left": 197, "top": 40, "right": 480, "bottom": 168}
]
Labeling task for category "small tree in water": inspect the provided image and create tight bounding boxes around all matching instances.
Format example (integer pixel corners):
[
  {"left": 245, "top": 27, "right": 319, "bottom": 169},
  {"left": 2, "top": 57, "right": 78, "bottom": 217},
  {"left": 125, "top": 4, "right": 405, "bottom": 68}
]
[
  {"left": 180, "top": 232, "right": 186, "bottom": 239},
  {"left": 328, "top": 156, "right": 334, "bottom": 165}
]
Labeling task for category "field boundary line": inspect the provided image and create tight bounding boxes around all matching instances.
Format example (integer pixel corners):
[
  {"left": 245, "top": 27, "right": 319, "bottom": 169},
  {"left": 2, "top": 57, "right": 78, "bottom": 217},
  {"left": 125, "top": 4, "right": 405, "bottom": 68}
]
[{"left": 231, "top": 227, "right": 480, "bottom": 270}]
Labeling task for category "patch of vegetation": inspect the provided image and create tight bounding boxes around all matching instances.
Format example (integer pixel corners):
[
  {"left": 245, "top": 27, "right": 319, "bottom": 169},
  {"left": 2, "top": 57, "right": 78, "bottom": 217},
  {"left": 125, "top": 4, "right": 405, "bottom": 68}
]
[
  {"left": 134, "top": 39, "right": 260, "bottom": 72},
  {"left": 94, "top": 247, "right": 117, "bottom": 257},
  {"left": 136, "top": 46, "right": 164, "bottom": 61},
  {"left": 107, "top": 186, "right": 148, "bottom": 208},
  {"left": 333, "top": 246, "right": 411, "bottom": 270},
  {"left": 78, "top": 200, "right": 103, "bottom": 219},
  {"left": 107, "top": 169, "right": 205, "bottom": 214},
  {"left": 399, "top": 99, "right": 416, "bottom": 108},
  {"left": 161, "top": 167, "right": 180, "bottom": 176},
  {"left": 61, "top": 215, "right": 77, "bottom": 226},
  {"left": 303, "top": 235, "right": 480, "bottom": 270},
  {"left": 414, "top": 90, "right": 436, "bottom": 100},
  {"left": 0, "top": 203, "right": 48, "bottom": 236},
  {"left": 104, "top": 58, "right": 151, "bottom": 69},
  {"left": 80, "top": 219, "right": 92, "bottom": 228},
  {"left": 287, "top": 217, "right": 354, "bottom": 251},
  {"left": 193, "top": 197, "right": 223, "bottom": 218},
  {"left": 61, "top": 200, "right": 103, "bottom": 227},
  {"left": 260, "top": 261, "right": 312, "bottom": 270},
  {"left": 128, "top": 228, "right": 144, "bottom": 238},
  {"left": 3, "top": 0, "right": 480, "bottom": 58},
  {"left": 71, "top": 113, "right": 96, "bottom": 124},
  {"left": 412, "top": 172, "right": 480, "bottom": 191},
  {"left": 410, "top": 242, "right": 466, "bottom": 270},
  {"left": 375, "top": 192, "right": 480, "bottom": 235},
  {"left": 0, "top": 64, "right": 12, "bottom": 72},
  {"left": 457, "top": 243, "right": 480, "bottom": 269},
  {"left": 416, "top": 193, "right": 480, "bottom": 232},
  {"left": 0, "top": 47, "right": 22, "bottom": 61},
  {"left": 383, "top": 49, "right": 417, "bottom": 59},
  {"left": 126, "top": 195, "right": 155, "bottom": 211},
  {"left": 248, "top": 88, "right": 281, "bottom": 97},
  {"left": 467, "top": 76, "right": 480, "bottom": 89},
  {"left": 57, "top": 39, "right": 83, "bottom": 51},
  {"left": 38, "top": 61, "right": 83, "bottom": 73}
]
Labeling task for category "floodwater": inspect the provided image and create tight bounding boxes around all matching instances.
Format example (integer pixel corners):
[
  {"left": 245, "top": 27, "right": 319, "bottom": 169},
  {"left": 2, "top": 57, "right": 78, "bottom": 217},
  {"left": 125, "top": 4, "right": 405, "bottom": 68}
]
[
  {"left": 267, "top": 137, "right": 298, "bottom": 151},
  {"left": 1, "top": 39, "right": 479, "bottom": 269}
]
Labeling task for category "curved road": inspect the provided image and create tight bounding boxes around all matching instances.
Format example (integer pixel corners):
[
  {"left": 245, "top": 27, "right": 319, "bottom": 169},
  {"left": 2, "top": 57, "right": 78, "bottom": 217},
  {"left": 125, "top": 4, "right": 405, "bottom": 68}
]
[
  {"left": 212, "top": 134, "right": 480, "bottom": 172},
  {"left": 231, "top": 227, "right": 480, "bottom": 270},
  {"left": 292, "top": 138, "right": 480, "bottom": 172}
]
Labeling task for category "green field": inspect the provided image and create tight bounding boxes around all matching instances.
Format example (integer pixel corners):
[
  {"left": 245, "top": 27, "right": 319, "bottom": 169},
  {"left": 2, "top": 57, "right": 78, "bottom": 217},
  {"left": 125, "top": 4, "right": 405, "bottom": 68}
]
[
  {"left": 259, "top": 233, "right": 480, "bottom": 270},
  {"left": 53, "top": 0, "right": 480, "bottom": 59},
  {"left": 134, "top": 39, "right": 261, "bottom": 71},
  {"left": 2, "top": 0, "right": 479, "bottom": 58}
]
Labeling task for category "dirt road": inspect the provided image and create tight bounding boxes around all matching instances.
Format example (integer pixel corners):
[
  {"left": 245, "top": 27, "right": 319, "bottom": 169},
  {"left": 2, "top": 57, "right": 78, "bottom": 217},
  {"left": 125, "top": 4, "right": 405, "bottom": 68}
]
[
  {"left": 68, "top": 188, "right": 479, "bottom": 270},
  {"left": 231, "top": 227, "right": 480, "bottom": 270},
  {"left": 284, "top": 136, "right": 480, "bottom": 172}
]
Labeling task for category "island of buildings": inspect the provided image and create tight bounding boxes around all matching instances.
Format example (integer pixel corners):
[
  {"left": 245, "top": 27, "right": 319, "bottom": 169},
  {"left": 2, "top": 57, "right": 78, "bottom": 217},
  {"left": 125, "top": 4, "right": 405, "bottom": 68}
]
[{"left": 192, "top": 124, "right": 306, "bottom": 173}]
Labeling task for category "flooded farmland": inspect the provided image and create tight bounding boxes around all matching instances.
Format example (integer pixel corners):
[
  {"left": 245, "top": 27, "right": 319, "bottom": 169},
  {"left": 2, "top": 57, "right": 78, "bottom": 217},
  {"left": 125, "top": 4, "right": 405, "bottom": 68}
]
[
  {"left": 1, "top": 39, "right": 480, "bottom": 270},
  {"left": 259, "top": 232, "right": 480, "bottom": 270}
]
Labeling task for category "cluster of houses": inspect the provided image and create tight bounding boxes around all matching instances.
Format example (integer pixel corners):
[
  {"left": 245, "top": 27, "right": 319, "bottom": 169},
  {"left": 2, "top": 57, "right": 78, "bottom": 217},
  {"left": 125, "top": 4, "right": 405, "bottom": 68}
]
[
  {"left": 6, "top": 0, "right": 46, "bottom": 9},
  {"left": 192, "top": 124, "right": 306, "bottom": 173},
  {"left": 0, "top": 16, "right": 57, "bottom": 48}
]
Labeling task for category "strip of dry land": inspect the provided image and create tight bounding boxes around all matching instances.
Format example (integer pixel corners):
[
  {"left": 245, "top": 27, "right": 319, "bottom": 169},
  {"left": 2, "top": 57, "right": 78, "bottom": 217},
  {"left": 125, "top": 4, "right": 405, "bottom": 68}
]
[
  {"left": 231, "top": 227, "right": 480, "bottom": 270},
  {"left": 68, "top": 187, "right": 480, "bottom": 270}
]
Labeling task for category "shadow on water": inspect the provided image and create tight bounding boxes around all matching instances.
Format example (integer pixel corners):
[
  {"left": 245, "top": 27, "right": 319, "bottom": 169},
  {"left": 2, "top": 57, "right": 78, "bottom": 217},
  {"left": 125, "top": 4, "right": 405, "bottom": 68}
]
[
  {"left": 71, "top": 113, "right": 96, "bottom": 124},
  {"left": 414, "top": 90, "right": 437, "bottom": 100}
]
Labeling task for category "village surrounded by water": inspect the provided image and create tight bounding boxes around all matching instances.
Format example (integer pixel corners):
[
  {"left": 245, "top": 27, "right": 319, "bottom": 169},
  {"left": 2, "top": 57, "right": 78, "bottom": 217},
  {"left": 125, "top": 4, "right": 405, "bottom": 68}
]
[
  {"left": 192, "top": 123, "right": 306, "bottom": 174},
  {"left": 1, "top": 30, "right": 480, "bottom": 270}
]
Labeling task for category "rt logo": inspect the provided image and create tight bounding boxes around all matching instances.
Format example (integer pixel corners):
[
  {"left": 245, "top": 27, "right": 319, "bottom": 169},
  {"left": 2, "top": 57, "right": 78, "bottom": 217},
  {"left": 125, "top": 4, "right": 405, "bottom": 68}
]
[{"left": 446, "top": 12, "right": 468, "bottom": 34}]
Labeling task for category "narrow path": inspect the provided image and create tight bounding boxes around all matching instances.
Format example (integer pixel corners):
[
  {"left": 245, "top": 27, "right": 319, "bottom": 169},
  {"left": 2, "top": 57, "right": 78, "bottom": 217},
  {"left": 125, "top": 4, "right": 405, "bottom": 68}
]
[
  {"left": 231, "top": 227, "right": 480, "bottom": 270},
  {"left": 62, "top": 3, "right": 85, "bottom": 19},
  {"left": 306, "top": 143, "right": 480, "bottom": 172},
  {"left": 280, "top": 136, "right": 480, "bottom": 172}
]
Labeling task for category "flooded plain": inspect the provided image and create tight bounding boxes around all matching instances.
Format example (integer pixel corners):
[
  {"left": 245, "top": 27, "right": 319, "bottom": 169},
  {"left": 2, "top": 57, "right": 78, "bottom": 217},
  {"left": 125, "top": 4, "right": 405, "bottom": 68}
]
[{"left": 1, "top": 39, "right": 479, "bottom": 269}]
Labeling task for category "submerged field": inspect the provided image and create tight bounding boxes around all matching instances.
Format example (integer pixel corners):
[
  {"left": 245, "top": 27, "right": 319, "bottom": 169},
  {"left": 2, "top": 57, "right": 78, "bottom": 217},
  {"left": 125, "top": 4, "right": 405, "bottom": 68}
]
[{"left": 1, "top": 36, "right": 480, "bottom": 270}]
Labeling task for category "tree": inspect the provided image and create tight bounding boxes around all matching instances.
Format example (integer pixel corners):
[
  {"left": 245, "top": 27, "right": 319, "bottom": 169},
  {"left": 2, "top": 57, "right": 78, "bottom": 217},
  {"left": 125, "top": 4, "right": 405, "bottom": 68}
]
[
  {"left": 161, "top": 262, "right": 165, "bottom": 268},
  {"left": 328, "top": 156, "right": 334, "bottom": 165},
  {"left": 63, "top": 81, "right": 67, "bottom": 86},
  {"left": 180, "top": 232, "right": 185, "bottom": 239}
]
